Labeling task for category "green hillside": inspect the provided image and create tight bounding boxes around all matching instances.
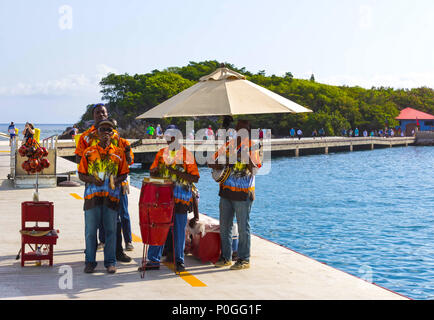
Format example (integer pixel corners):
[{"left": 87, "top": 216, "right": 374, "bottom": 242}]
[{"left": 78, "top": 60, "right": 434, "bottom": 137}]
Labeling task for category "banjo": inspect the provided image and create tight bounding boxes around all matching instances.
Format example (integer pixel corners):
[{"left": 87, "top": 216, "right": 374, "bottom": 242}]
[{"left": 211, "top": 142, "right": 262, "bottom": 184}]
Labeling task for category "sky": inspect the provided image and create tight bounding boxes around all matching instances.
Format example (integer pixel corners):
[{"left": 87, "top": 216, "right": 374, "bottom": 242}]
[{"left": 1, "top": 0, "right": 434, "bottom": 123}]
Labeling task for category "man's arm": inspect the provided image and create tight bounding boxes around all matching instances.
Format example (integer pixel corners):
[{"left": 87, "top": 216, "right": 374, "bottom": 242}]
[{"left": 78, "top": 172, "right": 103, "bottom": 186}]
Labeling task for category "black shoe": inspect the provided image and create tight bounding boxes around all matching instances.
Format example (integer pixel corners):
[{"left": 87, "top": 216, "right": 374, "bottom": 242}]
[
  {"left": 175, "top": 261, "right": 186, "bottom": 272},
  {"left": 116, "top": 252, "right": 132, "bottom": 263},
  {"left": 138, "top": 262, "right": 160, "bottom": 271},
  {"left": 84, "top": 263, "right": 96, "bottom": 273}
]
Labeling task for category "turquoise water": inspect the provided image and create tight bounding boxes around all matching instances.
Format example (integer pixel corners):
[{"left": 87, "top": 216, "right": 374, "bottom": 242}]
[
  {"left": 0, "top": 123, "right": 72, "bottom": 140},
  {"left": 130, "top": 146, "right": 434, "bottom": 300}
]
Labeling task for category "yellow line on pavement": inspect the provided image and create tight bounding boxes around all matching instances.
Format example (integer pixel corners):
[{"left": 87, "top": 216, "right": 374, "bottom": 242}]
[
  {"left": 132, "top": 232, "right": 207, "bottom": 287},
  {"left": 70, "top": 193, "right": 83, "bottom": 200}
]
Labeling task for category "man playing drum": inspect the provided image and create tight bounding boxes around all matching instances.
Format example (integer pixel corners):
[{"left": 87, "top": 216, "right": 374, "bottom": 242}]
[{"left": 144, "top": 128, "right": 200, "bottom": 272}]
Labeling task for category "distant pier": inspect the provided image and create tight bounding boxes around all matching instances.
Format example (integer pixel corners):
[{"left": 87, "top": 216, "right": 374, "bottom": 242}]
[{"left": 56, "top": 136, "right": 417, "bottom": 164}]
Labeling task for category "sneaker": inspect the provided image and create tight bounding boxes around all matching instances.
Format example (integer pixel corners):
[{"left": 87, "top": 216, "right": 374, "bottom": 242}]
[
  {"left": 106, "top": 265, "right": 116, "bottom": 274},
  {"left": 116, "top": 252, "right": 132, "bottom": 263},
  {"left": 125, "top": 243, "right": 134, "bottom": 251},
  {"left": 84, "top": 263, "right": 95, "bottom": 274},
  {"left": 214, "top": 258, "right": 232, "bottom": 268},
  {"left": 230, "top": 259, "right": 250, "bottom": 270},
  {"left": 176, "top": 261, "right": 186, "bottom": 272},
  {"left": 97, "top": 242, "right": 105, "bottom": 250}
]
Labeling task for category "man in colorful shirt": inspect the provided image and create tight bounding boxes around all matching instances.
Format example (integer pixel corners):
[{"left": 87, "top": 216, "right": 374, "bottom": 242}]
[
  {"left": 144, "top": 128, "right": 200, "bottom": 272},
  {"left": 78, "top": 119, "right": 129, "bottom": 274},
  {"left": 75, "top": 104, "right": 134, "bottom": 262},
  {"left": 209, "top": 120, "right": 261, "bottom": 270}
]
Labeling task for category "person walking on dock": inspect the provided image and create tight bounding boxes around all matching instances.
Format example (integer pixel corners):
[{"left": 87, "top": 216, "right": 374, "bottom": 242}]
[
  {"left": 297, "top": 128, "right": 303, "bottom": 140},
  {"left": 7, "top": 122, "right": 15, "bottom": 146},
  {"left": 210, "top": 120, "right": 261, "bottom": 270},
  {"left": 78, "top": 119, "right": 129, "bottom": 274}
]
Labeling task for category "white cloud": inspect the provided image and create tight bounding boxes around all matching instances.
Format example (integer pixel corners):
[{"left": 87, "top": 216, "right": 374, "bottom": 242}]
[{"left": 0, "top": 64, "right": 118, "bottom": 97}]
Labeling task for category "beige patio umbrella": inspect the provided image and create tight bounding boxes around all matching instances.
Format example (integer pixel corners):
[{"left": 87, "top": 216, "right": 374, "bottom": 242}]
[{"left": 136, "top": 67, "right": 312, "bottom": 119}]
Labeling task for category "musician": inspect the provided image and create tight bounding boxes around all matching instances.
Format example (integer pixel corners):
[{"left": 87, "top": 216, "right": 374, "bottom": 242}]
[
  {"left": 145, "top": 128, "right": 200, "bottom": 272},
  {"left": 78, "top": 119, "right": 129, "bottom": 274},
  {"left": 74, "top": 103, "right": 134, "bottom": 263},
  {"left": 208, "top": 120, "right": 261, "bottom": 270}
]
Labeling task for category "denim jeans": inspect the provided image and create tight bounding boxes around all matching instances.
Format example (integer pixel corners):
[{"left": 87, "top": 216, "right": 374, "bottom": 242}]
[
  {"left": 98, "top": 193, "right": 132, "bottom": 247},
  {"left": 147, "top": 213, "right": 187, "bottom": 264},
  {"left": 84, "top": 205, "right": 117, "bottom": 268},
  {"left": 219, "top": 197, "right": 253, "bottom": 262}
]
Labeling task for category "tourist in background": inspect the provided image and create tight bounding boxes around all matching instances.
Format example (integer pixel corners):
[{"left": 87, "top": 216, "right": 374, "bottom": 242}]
[
  {"left": 22, "top": 122, "right": 35, "bottom": 145},
  {"left": 363, "top": 129, "right": 368, "bottom": 137},
  {"left": 341, "top": 128, "right": 347, "bottom": 137},
  {"left": 319, "top": 128, "right": 325, "bottom": 138},
  {"left": 146, "top": 124, "right": 155, "bottom": 139},
  {"left": 156, "top": 124, "right": 163, "bottom": 139},
  {"left": 8, "top": 122, "right": 15, "bottom": 146},
  {"left": 312, "top": 129, "right": 318, "bottom": 139},
  {"left": 290, "top": 128, "right": 295, "bottom": 139},
  {"left": 348, "top": 129, "right": 353, "bottom": 137},
  {"left": 354, "top": 128, "right": 359, "bottom": 137},
  {"left": 297, "top": 128, "right": 303, "bottom": 140}
]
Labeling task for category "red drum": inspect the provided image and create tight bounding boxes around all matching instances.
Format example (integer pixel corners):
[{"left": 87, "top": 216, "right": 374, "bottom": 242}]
[{"left": 138, "top": 177, "right": 174, "bottom": 246}]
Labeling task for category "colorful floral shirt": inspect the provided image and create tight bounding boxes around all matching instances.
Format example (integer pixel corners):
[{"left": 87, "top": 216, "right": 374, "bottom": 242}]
[
  {"left": 213, "top": 138, "right": 262, "bottom": 201},
  {"left": 78, "top": 144, "right": 129, "bottom": 211},
  {"left": 150, "top": 146, "right": 199, "bottom": 214}
]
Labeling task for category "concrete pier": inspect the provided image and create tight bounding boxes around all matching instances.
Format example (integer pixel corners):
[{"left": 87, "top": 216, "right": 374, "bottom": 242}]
[
  {"left": 56, "top": 137, "right": 416, "bottom": 163},
  {"left": 0, "top": 141, "right": 408, "bottom": 300}
]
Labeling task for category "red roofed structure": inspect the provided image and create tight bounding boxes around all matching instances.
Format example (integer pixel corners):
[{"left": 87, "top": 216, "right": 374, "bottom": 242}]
[
  {"left": 396, "top": 107, "right": 434, "bottom": 136},
  {"left": 395, "top": 107, "right": 434, "bottom": 120}
]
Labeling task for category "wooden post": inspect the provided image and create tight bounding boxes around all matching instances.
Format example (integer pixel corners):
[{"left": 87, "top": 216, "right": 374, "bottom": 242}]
[
  {"left": 371, "top": 144, "right": 374, "bottom": 150},
  {"left": 295, "top": 147, "right": 299, "bottom": 157},
  {"left": 349, "top": 144, "right": 353, "bottom": 152},
  {"left": 325, "top": 146, "right": 328, "bottom": 155}
]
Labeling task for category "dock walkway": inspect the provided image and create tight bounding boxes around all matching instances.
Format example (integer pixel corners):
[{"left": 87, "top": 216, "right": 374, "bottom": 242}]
[{"left": 0, "top": 141, "right": 407, "bottom": 300}]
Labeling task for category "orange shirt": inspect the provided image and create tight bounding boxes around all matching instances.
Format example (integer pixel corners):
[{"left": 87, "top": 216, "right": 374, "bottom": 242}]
[
  {"left": 150, "top": 146, "right": 199, "bottom": 213},
  {"left": 78, "top": 143, "right": 129, "bottom": 211}
]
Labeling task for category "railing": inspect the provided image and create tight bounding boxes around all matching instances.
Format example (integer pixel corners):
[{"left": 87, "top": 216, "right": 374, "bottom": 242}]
[{"left": 42, "top": 135, "right": 58, "bottom": 150}]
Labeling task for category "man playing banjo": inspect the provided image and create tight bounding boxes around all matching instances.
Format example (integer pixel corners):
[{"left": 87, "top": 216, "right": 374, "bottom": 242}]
[{"left": 208, "top": 120, "right": 261, "bottom": 270}]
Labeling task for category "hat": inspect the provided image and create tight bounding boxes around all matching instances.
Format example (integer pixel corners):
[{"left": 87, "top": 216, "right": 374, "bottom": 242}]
[{"left": 96, "top": 118, "right": 116, "bottom": 128}]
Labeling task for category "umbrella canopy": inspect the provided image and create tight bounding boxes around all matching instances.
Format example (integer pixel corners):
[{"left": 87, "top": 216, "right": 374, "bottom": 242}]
[{"left": 136, "top": 67, "right": 312, "bottom": 119}]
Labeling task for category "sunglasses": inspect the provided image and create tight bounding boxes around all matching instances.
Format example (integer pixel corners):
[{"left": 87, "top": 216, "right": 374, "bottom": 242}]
[{"left": 98, "top": 127, "right": 113, "bottom": 133}]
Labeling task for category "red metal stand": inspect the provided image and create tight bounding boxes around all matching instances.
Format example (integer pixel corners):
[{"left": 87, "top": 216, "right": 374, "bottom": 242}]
[{"left": 20, "top": 201, "right": 58, "bottom": 267}]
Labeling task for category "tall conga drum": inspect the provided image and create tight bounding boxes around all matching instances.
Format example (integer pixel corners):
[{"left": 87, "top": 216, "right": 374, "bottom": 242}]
[{"left": 138, "top": 177, "right": 174, "bottom": 277}]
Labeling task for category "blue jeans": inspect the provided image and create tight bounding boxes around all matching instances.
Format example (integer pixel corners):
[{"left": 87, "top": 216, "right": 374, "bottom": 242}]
[
  {"left": 219, "top": 197, "right": 253, "bottom": 262},
  {"left": 84, "top": 206, "right": 117, "bottom": 268},
  {"left": 98, "top": 193, "right": 132, "bottom": 245},
  {"left": 147, "top": 213, "right": 187, "bottom": 265}
]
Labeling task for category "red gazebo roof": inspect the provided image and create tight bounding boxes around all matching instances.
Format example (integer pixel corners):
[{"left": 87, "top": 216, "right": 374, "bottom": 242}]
[{"left": 395, "top": 107, "right": 434, "bottom": 120}]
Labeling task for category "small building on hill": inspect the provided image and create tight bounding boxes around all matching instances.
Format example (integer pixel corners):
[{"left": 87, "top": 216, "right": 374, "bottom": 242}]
[{"left": 396, "top": 107, "right": 434, "bottom": 136}]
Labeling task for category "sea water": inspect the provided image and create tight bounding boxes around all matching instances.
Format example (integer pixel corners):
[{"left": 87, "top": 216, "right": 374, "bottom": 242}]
[
  {"left": 0, "top": 123, "right": 72, "bottom": 140},
  {"left": 130, "top": 146, "right": 434, "bottom": 300}
]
